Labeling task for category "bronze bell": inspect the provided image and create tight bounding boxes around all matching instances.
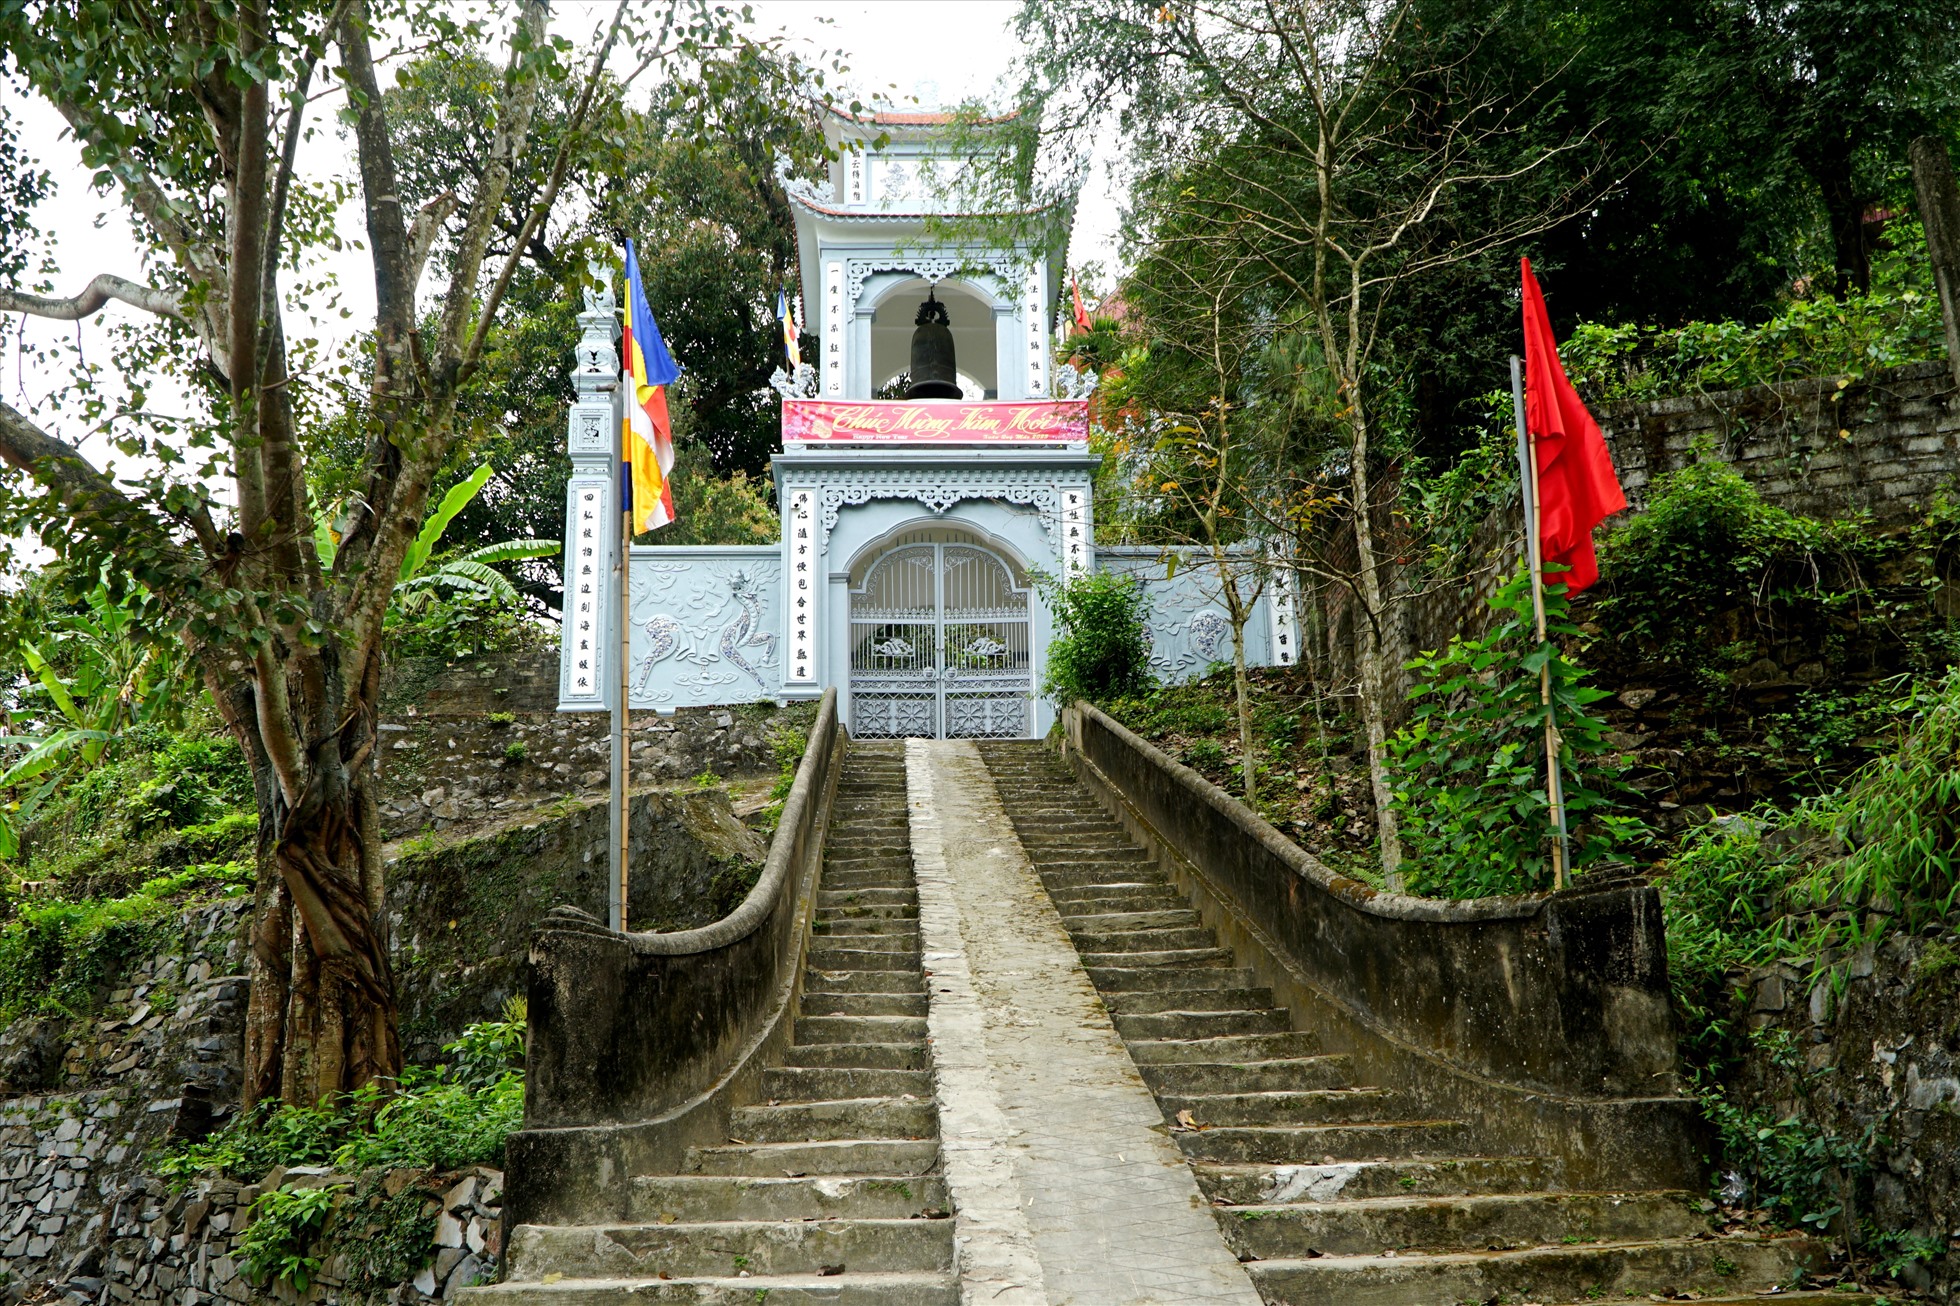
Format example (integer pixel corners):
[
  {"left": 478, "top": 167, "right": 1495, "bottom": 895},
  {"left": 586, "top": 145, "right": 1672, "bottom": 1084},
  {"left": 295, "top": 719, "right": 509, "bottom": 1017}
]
[{"left": 905, "top": 290, "right": 962, "bottom": 400}]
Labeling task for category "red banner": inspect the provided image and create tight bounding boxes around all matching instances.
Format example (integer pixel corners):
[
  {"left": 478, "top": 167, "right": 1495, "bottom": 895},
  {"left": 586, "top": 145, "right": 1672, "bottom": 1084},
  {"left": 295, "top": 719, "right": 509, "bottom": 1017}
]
[{"left": 782, "top": 398, "right": 1089, "bottom": 444}]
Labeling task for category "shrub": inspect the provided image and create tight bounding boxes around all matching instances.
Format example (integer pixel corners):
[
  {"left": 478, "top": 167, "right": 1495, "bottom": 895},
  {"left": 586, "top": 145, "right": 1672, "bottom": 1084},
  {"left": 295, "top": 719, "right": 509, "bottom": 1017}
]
[
  {"left": 1039, "top": 571, "right": 1153, "bottom": 707},
  {"left": 1387, "top": 570, "right": 1648, "bottom": 897},
  {"left": 238, "top": 1184, "right": 338, "bottom": 1293}
]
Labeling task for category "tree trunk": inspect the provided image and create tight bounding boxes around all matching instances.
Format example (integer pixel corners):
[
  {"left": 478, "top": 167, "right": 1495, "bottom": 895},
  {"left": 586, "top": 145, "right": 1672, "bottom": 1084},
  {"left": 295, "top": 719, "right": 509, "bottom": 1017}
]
[
  {"left": 1909, "top": 135, "right": 1960, "bottom": 392},
  {"left": 1230, "top": 612, "right": 1256, "bottom": 804},
  {"left": 215, "top": 660, "right": 402, "bottom": 1108},
  {"left": 1345, "top": 412, "right": 1405, "bottom": 887},
  {"left": 1807, "top": 136, "right": 1872, "bottom": 297}
]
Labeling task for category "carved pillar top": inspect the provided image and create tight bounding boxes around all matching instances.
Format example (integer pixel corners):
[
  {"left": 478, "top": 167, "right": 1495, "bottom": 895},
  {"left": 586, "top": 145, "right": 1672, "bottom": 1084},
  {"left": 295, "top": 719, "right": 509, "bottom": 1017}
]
[{"left": 575, "top": 258, "right": 620, "bottom": 409}]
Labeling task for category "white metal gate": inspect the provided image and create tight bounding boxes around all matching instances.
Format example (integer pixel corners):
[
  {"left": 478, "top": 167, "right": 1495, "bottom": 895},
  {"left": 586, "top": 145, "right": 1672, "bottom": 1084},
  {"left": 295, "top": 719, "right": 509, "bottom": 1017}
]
[{"left": 849, "top": 540, "right": 1032, "bottom": 739}]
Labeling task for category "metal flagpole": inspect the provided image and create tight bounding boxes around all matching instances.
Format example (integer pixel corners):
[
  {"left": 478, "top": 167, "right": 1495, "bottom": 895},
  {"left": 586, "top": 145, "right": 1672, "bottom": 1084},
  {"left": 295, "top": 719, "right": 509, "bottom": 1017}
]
[
  {"left": 610, "top": 252, "right": 632, "bottom": 933},
  {"left": 1511, "top": 355, "right": 1571, "bottom": 889}
]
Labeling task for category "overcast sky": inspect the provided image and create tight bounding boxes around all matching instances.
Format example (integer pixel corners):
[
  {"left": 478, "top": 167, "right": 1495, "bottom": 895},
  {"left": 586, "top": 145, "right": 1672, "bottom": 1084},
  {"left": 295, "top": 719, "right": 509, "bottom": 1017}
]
[{"left": 3, "top": 1, "right": 1124, "bottom": 462}]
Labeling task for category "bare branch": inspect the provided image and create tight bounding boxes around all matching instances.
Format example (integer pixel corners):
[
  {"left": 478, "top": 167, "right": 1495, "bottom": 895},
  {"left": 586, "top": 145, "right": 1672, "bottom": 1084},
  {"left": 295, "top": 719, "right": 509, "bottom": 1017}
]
[{"left": 0, "top": 274, "right": 185, "bottom": 322}]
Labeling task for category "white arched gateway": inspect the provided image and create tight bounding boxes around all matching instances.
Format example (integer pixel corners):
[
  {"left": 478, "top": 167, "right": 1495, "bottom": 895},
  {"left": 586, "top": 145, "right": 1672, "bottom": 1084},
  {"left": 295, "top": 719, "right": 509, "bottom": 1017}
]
[{"left": 847, "top": 526, "right": 1033, "bottom": 739}]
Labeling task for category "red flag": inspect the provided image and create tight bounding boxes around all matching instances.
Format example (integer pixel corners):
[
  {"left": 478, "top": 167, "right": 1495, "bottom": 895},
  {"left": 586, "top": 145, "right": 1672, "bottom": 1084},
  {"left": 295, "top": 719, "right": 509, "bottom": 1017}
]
[
  {"left": 1071, "top": 277, "right": 1094, "bottom": 336},
  {"left": 1521, "top": 258, "right": 1625, "bottom": 593}
]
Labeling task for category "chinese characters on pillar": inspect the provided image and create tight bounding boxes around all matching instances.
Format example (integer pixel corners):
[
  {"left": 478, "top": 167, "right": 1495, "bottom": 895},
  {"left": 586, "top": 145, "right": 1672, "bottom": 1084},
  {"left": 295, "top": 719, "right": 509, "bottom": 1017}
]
[
  {"left": 566, "top": 486, "right": 607, "bottom": 700},
  {"left": 1023, "top": 265, "right": 1048, "bottom": 397},
  {"left": 845, "top": 153, "right": 865, "bottom": 205},
  {"left": 823, "top": 262, "right": 845, "bottom": 397},
  {"left": 1268, "top": 563, "right": 1299, "bottom": 667},
  {"left": 786, "top": 489, "right": 818, "bottom": 684},
  {"left": 1061, "top": 487, "right": 1090, "bottom": 576}
]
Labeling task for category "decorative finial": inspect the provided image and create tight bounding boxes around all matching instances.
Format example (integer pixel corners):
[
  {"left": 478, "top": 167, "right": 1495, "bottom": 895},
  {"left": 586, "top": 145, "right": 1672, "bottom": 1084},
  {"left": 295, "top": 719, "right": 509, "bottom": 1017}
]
[{"left": 582, "top": 257, "right": 616, "bottom": 314}]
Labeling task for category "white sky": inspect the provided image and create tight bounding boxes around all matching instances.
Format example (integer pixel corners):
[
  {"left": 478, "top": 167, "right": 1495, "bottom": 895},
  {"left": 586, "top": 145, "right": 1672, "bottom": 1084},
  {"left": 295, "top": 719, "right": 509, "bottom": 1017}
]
[{"left": 2, "top": 1, "right": 1124, "bottom": 461}]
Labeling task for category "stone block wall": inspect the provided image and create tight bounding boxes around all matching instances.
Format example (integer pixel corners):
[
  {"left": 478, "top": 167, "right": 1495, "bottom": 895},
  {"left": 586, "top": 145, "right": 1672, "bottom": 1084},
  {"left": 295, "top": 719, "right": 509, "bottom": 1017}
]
[
  {"left": 1310, "top": 360, "right": 1960, "bottom": 712},
  {"left": 373, "top": 652, "right": 807, "bottom": 839},
  {"left": 1734, "top": 929, "right": 1960, "bottom": 1297},
  {"left": 12, "top": 1163, "right": 505, "bottom": 1305}
]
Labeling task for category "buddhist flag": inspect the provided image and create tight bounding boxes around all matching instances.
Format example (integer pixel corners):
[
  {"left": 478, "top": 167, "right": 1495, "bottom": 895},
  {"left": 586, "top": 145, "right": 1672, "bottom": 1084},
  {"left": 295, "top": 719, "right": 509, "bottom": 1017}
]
[
  {"left": 777, "top": 288, "right": 802, "bottom": 370},
  {"left": 1521, "top": 258, "right": 1625, "bottom": 593},
  {"left": 622, "top": 240, "right": 680, "bottom": 534}
]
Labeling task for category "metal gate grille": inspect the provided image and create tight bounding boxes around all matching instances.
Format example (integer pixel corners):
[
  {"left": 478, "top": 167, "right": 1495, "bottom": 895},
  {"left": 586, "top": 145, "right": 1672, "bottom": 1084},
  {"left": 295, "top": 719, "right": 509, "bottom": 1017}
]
[{"left": 849, "top": 539, "right": 1032, "bottom": 739}]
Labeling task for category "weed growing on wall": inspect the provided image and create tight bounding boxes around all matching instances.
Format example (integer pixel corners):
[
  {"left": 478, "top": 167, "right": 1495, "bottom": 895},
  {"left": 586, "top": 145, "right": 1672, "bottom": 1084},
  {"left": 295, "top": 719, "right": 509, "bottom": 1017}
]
[
  {"left": 160, "top": 1005, "right": 528, "bottom": 1181},
  {"left": 1038, "top": 571, "right": 1154, "bottom": 707},
  {"left": 1387, "top": 570, "right": 1648, "bottom": 896},
  {"left": 237, "top": 1184, "right": 338, "bottom": 1293}
]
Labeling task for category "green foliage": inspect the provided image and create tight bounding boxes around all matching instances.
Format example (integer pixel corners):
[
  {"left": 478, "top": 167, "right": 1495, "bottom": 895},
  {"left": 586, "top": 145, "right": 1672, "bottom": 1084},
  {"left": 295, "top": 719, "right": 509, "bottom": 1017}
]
[
  {"left": 1388, "top": 571, "right": 1648, "bottom": 897},
  {"left": 1700, "top": 1074, "right": 1872, "bottom": 1233},
  {"left": 761, "top": 724, "right": 809, "bottom": 830},
  {"left": 1561, "top": 279, "right": 1947, "bottom": 407},
  {"left": 383, "top": 587, "right": 551, "bottom": 663},
  {"left": 237, "top": 1185, "right": 338, "bottom": 1294},
  {"left": 1038, "top": 571, "right": 1154, "bottom": 707},
  {"left": 0, "top": 861, "right": 248, "bottom": 1022},
  {"left": 161, "top": 1010, "right": 528, "bottom": 1181},
  {"left": 503, "top": 740, "right": 528, "bottom": 764},
  {"left": 1592, "top": 461, "right": 1875, "bottom": 665},
  {"left": 341, "top": 1180, "right": 441, "bottom": 1296}
]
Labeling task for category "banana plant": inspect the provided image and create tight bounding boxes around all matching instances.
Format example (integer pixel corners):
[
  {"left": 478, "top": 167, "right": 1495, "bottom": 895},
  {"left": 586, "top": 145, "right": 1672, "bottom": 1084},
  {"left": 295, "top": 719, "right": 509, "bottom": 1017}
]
[
  {"left": 314, "top": 464, "right": 557, "bottom": 613},
  {"left": 0, "top": 581, "right": 191, "bottom": 857}
]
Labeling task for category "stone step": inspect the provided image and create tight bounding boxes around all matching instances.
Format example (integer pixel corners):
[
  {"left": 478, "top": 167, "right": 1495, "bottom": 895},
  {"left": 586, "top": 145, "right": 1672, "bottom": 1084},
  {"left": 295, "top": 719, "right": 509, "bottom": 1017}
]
[
  {"left": 811, "top": 919, "right": 920, "bottom": 940},
  {"left": 807, "top": 931, "right": 920, "bottom": 953},
  {"left": 1069, "top": 926, "right": 1222, "bottom": 954},
  {"left": 1217, "top": 1190, "right": 1708, "bottom": 1261},
  {"left": 729, "top": 1096, "right": 936, "bottom": 1144},
  {"left": 1039, "top": 865, "right": 1160, "bottom": 890},
  {"left": 458, "top": 1273, "right": 958, "bottom": 1306},
  {"left": 503, "top": 1217, "right": 954, "bottom": 1281},
  {"left": 814, "top": 901, "right": 919, "bottom": 922},
  {"left": 780, "top": 1042, "right": 928, "bottom": 1071},
  {"left": 802, "top": 968, "right": 924, "bottom": 995},
  {"left": 1078, "top": 946, "right": 1237, "bottom": 969},
  {"left": 816, "top": 869, "right": 915, "bottom": 889},
  {"left": 684, "top": 1138, "right": 941, "bottom": 1178},
  {"left": 626, "top": 1174, "right": 950, "bottom": 1224},
  {"left": 1162, "top": 1087, "right": 1396, "bottom": 1128},
  {"left": 806, "top": 945, "right": 921, "bottom": 971},
  {"left": 1172, "top": 1120, "right": 1466, "bottom": 1165},
  {"left": 1193, "top": 1157, "right": 1566, "bottom": 1206},
  {"left": 796, "top": 991, "right": 928, "bottom": 1019},
  {"left": 760, "top": 1065, "right": 933, "bottom": 1102},
  {"left": 793, "top": 1015, "right": 929, "bottom": 1045},
  {"left": 818, "top": 886, "right": 919, "bottom": 906},
  {"left": 1111, "top": 1008, "right": 1293, "bottom": 1041},
  {"left": 1139, "top": 1056, "right": 1353, "bottom": 1096},
  {"left": 1086, "top": 964, "right": 1261, "bottom": 993},
  {"left": 1020, "top": 841, "right": 1151, "bottom": 860},
  {"left": 1046, "top": 887, "right": 1189, "bottom": 914},
  {"left": 1243, "top": 1233, "right": 1827, "bottom": 1306},
  {"left": 1057, "top": 908, "right": 1203, "bottom": 933},
  {"left": 1101, "top": 986, "right": 1278, "bottom": 1017}
]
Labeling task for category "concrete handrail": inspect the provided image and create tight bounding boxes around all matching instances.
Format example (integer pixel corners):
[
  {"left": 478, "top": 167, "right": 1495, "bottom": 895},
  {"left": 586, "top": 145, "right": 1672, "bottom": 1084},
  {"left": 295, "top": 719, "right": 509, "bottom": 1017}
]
[
  {"left": 506, "top": 690, "right": 842, "bottom": 1222},
  {"left": 1064, "top": 700, "right": 1682, "bottom": 1100}
]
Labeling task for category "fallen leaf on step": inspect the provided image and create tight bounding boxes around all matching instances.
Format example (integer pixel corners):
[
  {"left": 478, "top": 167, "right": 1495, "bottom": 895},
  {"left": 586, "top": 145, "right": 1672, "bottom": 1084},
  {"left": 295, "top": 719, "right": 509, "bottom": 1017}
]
[
  {"left": 784, "top": 1170, "right": 807, "bottom": 1178},
  {"left": 922, "top": 1207, "right": 950, "bottom": 1219},
  {"left": 658, "top": 1272, "right": 672, "bottom": 1281},
  {"left": 541, "top": 1274, "right": 563, "bottom": 1285},
  {"left": 1172, "top": 1109, "right": 1202, "bottom": 1131},
  {"left": 818, "top": 1264, "right": 845, "bottom": 1276},
  {"left": 656, "top": 1213, "right": 676, "bottom": 1225}
]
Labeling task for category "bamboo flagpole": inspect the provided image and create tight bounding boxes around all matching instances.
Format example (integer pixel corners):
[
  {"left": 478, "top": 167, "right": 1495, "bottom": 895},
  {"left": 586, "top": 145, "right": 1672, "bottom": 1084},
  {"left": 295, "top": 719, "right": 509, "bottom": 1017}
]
[
  {"left": 609, "top": 249, "right": 632, "bottom": 934},
  {"left": 1511, "top": 355, "right": 1571, "bottom": 889}
]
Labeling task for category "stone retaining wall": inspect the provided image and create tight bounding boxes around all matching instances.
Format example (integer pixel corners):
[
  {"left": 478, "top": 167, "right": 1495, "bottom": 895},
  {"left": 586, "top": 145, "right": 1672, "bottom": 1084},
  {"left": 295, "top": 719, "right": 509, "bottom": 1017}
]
[{"left": 1736, "top": 930, "right": 1960, "bottom": 1297}]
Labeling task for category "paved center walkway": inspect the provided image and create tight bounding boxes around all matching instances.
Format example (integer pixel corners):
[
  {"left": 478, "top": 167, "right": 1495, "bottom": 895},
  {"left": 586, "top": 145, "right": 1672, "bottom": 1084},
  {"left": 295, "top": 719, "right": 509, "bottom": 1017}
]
[{"left": 905, "top": 738, "right": 1265, "bottom": 1306}]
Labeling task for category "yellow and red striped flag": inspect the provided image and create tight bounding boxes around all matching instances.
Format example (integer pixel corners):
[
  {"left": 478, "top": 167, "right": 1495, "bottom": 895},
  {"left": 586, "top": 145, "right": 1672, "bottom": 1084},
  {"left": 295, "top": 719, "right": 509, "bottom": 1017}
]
[{"left": 622, "top": 240, "right": 680, "bottom": 533}]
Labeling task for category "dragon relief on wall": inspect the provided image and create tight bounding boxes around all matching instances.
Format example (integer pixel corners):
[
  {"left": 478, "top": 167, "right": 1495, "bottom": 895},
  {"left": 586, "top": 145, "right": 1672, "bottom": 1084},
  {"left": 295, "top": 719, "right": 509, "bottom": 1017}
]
[{"left": 630, "top": 563, "right": 782, "bottom": 703}]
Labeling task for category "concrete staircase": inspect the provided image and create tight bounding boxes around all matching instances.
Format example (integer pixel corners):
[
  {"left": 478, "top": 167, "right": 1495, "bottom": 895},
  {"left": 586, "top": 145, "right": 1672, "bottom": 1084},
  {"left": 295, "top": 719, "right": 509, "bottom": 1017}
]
[
  {"left": 466, "top": 742, "right": 954, "bottom": 1304},
  {"left": 977, "top": 742, "right": 1835, "bottom": 1306}
]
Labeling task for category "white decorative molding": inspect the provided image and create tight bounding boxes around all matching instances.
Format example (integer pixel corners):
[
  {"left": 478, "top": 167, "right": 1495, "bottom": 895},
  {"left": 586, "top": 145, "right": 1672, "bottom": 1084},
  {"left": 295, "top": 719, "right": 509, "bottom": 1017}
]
[
  {"left": 1057, "top": 364, "right": 1099, "bottom": 402},
  {"left": 786, "top": 490, "right": 818, "bottom": 683},
  {"left": 845, "top": 255, "right": 1024, "bottom": 310},
  {"left": 1267, "top": 561, "right": 1300, "bottom": 668},
  {"left": 823, "top": 262, "right": 846, "bottom": 397},
  {"left": 801, "top": 470, "right": 1093, "bottom": 557}
]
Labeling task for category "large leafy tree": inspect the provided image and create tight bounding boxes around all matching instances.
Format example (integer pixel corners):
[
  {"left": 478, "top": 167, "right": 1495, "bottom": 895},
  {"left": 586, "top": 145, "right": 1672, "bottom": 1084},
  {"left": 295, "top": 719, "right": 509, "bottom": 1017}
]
[{"left": 0, "top": 0, "right": 813, "bottom": 1105}]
